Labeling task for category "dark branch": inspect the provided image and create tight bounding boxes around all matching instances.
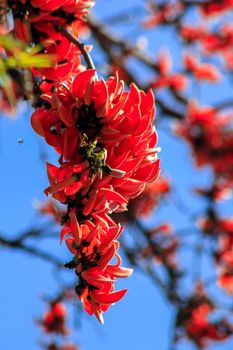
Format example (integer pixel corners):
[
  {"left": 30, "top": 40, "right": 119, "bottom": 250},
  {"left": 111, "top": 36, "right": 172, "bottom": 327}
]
[
  {"left": 0, "top": 234, "right": 63, "bottom": 267},
  {"left": 57, "top": 25, "right": 96, "bottom": 73}
]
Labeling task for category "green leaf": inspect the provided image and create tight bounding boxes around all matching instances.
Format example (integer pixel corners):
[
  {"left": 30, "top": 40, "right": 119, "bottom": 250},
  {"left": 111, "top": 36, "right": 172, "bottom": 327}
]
[
  {"left": 0, "top": 34, "right": 26, "bottom": 52},
  {"left": 0, "top": 34, "right": 55, "bottom": 69}
]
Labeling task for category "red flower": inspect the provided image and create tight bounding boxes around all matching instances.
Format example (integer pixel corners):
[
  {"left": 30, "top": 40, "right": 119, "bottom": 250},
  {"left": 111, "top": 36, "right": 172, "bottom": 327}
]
[
  {"left": 175, "top": 101, "right": 233, "bottom": 180},
  {"left": 39, "top": 302, "right": 68, "bottom": 335},
  {"left": 185, "top": 302, "right": 230, "bottom": 347},
  {"left": 151, "top": 50, "right": 187, "bottom": 91},
  {"left": 157, "top": 50, "right": 171, "bottom": 75},
  {"left": 176, "top": 284, "right": 232, "bottom": 348},
  {"left": 180, "top": 24, "right": 206, "bottom": 43},
  {"left": 9, "top": 0, "right": 95, "bottom": 25},
  {"left": 9, "top": 0, "right": 93, "bottom": 94},
  {"left": 218, "top": 269, "right": 233, "bottom": 294},
  {"left": 33, "top": 27, "right": 81, "bottom": 82},
  {"left": 142, "top": 2, "right": 184, "bottom": 29},
  {"left": 61, "top": 213, "right": 132, "bottom": 323},
  {"left": 183, "top": 54, "right": 220, "bottom": 82},
  {"left": 31, "top": 69, "right": 159, "bottom": 321},
  {"left": 32, "top": 69, "right": 160, "bottom": 202},
  {"left": 199, "top": 0, "right": 233, "bottom": 17}
]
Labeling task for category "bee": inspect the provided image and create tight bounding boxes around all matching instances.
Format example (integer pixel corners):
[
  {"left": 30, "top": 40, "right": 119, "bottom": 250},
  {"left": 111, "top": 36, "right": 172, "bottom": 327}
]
[{"left": 17, "top": 138, "right": 24, "bottom": 145}]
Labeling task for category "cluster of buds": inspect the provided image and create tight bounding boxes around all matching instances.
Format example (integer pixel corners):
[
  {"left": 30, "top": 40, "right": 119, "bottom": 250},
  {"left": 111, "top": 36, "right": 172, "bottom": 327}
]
[
  {"left": 176, "top": 99, "right": 233, "bottom": 296},
  {"left": 175, "top": 284, "right": 232, "bottom": 348},
  {"left": 175, "top": 101, "right": 233, "bottom": 185},
  {"left": 151, "top": 50, "right": 187, "bottom": 92},
  {"left": 38, "top": 300, "right": 79, "bottom": 350},
  {"left": 199, "top": 214, "right": 233, "bottom": 294},
  {"left": 180, "top": 19, "right": 233, "bottom": 70},
  {"left": 183, "top": 54, "right": 221, "bottom": 83},
  {"left": 142, "top": 1, "right": 184, "bottom": 28},
  {"left": 175, "top": 96, "right": 233, "bottom": 297}
]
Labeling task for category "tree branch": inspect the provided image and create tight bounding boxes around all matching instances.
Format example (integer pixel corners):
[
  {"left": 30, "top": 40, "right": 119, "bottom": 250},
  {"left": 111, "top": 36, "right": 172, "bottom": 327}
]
[
  {"left": 0, "top": 234, "right": 63, "bottom": 267},
  {"left": 57, "top": 25, "right": 96, "bottom": 73}
]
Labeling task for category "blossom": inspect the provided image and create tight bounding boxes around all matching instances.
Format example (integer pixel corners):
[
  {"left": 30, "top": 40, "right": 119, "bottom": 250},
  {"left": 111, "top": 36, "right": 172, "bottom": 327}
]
[
  {"left": 9, "top": 0, "right": 95, "bottom": 25},
  {"left": 218, "top": 269, "right": 233, "bottom": 294},
  {"left": 8, "top": 0, "right": 94, "bottom": 90},
  {"left": 180, "top": 24, "right": 206, "bottom": 43},
  {"left": 32, "top": 27, "right": 82, "bottom": 82},
  {"left": 38, "top": 299, "right": 79, "bottom": 350},
  {"left": 151, "top": 50, "right": 187, "bottom": 91},
  {"left": 183, "top": 54, "right": 220, "bottom": 82},
  {"left": 142, "top": 1, "right": 184, "bottom": 28},
  {"left": 175, "top": 101, "right": 233, "bottom": 181},
  {"left": 31, "top": 69, "right": 159, "bottom": 321},
  {"left": 39, "top": 302, "right": 68, "bottom": 335},
  {"left": 31, "top": 69, "right": 160, "bottom": 203},
  {"left": 185, "top": 303, "right": 230, "bottom": 347},
  {"left": 61, "top": 213, "right": 133, "bottom": 323},
  {"left": 199, "top": 0, "right": 233, "bottom": 17},
  {"left": 198, "top": 214, "right": 233, "bottom": 294},
  {"left": 176, "top": 284, "right": 232, "bottom": 348}
]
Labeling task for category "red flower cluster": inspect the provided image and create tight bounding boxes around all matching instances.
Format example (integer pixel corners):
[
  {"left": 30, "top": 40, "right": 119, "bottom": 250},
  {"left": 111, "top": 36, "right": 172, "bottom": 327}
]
[
  {"left": 201, "top": 23, "right": 233, "bottom": 69},
  {"left": 198, "top": 213, "right": 233, "bottom": 294},
  {"left": 183, "top": 54, "right": 220, "bottom": 83},
  {"left": 142, "top": 1, "right": 184, "bottom": 28},
  {"left": 175, "top": 101, "right": 233, "bottom": 185},
  {"left": 180, "top": 24, "right": 206, "bottom": 43},
  {"left": 31, "top": 26, "right": 82, "bottom": 83},
  {"left": 180, "top": 22, "right": 233, "bottom": 71},
  {"left": 62, "top": 214, "right": 132, "bottom": 323},
  {"left": 31, "top": 69, "right": 159, "bottom": 322},
  {"left": 7, "top": 0, "right": 94, "bottom": 92},
  {"left": 199, "top": 0, "right": 233, "bottom": 17},
  {"left": 217, "top": 227, "right": 233, "bottom": 294},
  {"left": 199, "top": 214, "right": 233, "bottom": 237},
  {"left": 38, "top": 300, "right": 79, "bottom": 350},
  {"left": 212, "top": 218, "right": 233, "bottom": 294},
  {"left": 0, "top": 72, "right": 24, "bottom": 114},
  {"left": 176, "top": 99, "right": 233, "bottom": 297},
  {"left": 151, "top": 50, "right": 187, "bottom": 91},
  {"left": 9, "top": 0, "right": 94, "bottom": 27},
  {"left": 176, "top": 284, "right": 232, "bottom": 348},
  {"left": 39, "top": 301, "right": 68, "bottom": 335}
]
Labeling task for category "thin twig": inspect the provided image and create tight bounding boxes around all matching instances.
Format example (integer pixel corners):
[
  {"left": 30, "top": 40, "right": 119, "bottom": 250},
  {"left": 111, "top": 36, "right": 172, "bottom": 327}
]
[
  {"left": 57, "top": 25, "right": 97, "bottom": 75},
  {"left": 0, "top": 234, "right": 63, "bottom": 267}
]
